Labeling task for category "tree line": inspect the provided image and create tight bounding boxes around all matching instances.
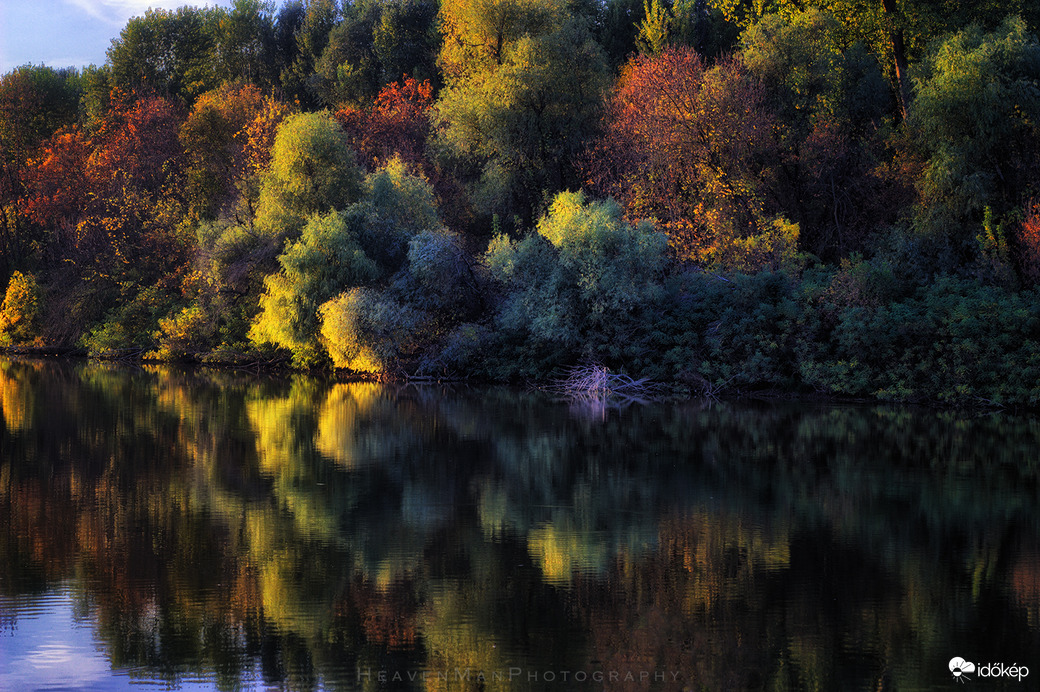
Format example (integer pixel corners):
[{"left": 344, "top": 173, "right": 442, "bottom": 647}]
[{"left": 1, "top": 0, "right": 1040, "bottom": 405}]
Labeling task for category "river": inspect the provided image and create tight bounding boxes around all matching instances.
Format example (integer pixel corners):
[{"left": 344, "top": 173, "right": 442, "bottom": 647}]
[{"left": 1, "top": 357, "right": 1038, "bottom": 690}]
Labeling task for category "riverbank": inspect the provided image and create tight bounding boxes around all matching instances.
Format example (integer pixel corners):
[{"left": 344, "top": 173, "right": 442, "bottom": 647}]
[{"left": 2, "top": 344, "right": 1030, "bottom": 414}]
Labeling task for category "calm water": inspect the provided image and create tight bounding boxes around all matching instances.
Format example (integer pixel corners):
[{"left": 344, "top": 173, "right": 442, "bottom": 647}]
[{"left": 1, "top": 358, "right": 1039, "bottom": 691}]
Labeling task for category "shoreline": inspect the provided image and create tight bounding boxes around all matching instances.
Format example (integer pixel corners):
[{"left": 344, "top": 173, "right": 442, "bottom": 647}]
[{"left": 2, "top": 347, "right": 1031, "bottom": 415}]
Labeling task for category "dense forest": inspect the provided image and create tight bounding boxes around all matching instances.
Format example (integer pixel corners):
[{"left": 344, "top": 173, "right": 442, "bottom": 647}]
[{"left": 1, "top": 0, "right": 1039, "bottom": 405}]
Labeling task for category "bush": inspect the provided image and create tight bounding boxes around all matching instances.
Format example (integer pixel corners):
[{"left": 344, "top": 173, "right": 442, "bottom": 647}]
[
  {"left": 802, "top": 276, "right": 1040, "bottom": 405},
  {"left": 80, "top": 284, "right": 182, "bottom": 355},
  {"left": 484, "top": 191, "right": 668, "bottom": 373},
  {"left": 698, "top": 271, "right": 808, "bottom": 389},
  {"left": 249, "top": 210, "right": 380, "bottom": 367},
  {"left": 406, "top": 230, "right": 474, "bottom": 312},
  {"left": 150, "top": 306, "right": 211, "bottom": 360},
  {"left": 705, "top": 216, "right": 808, "bottom": 274},
  {"left": 319, "top": 288, "right": 424, "bottom": 373}
]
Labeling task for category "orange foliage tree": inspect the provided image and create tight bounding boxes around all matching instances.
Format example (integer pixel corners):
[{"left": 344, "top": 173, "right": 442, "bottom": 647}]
[
  {"left": 180, "top": 83, "right": 290, "bottom": 222},
  {"left": 584, "top": 47, "right": 779, "bottom": 260},
  {"left": 334, "top": 77, "right": 474, "bottom": 230},
  {"left": 22, "top": 94, "right": 190, "bottom": 281},
  {"left": 1017, "top": 199, "right": 1040, "bottom": 286},
  {"left": 334, "top": 77, "right": 433, "bottom": 171}
]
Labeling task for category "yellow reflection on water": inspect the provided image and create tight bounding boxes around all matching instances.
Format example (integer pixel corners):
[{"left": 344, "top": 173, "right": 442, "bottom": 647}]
[
  {"left": 527, "top": 522, "right": 610, "bottom": 585},
  {"left": 315, "top": 382, "right": 385, "bottom": 468},
  {"left": 0, "top": 361, "right": 35, "bottom": 433}
]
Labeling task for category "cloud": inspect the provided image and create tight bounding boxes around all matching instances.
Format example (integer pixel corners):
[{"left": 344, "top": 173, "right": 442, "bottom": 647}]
[{"left": 64, "top": 0, "right": 216, "bottom": 27}]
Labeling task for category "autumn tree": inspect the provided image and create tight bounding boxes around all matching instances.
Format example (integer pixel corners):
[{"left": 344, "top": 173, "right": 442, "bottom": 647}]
[
  {"left": 180, "top": 83, "right": 279, "bottom": 222},
  {"left": 586, "top": 47, "right": 778, "bottom": 259},
  {"left": 438, "top": 0, "right": 571, "bottom": 80},
  {"left": 0, "top": 271, "right": 41, "bottom": 345},
  {"left": 334, "top": 77, "right": 433, "bottom": 170},
  {"left": 22, "top": 96, "right": 191, "bottom": 285},
  {"left": 436, "top": 15, "right": 609, "bottom": 227},
  {"left": 0, "top": 65, "right": 82, "bottom": 273}
]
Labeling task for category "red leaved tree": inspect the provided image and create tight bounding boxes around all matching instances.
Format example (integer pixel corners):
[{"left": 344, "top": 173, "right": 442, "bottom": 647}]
[
  {"left": 23, "top": 94, "right": 190, "bottom": 279},
  {"left": 1017, "top": 199, "right": 1040, "bottom": 286},
  {"left": 334, "top": 76, "right": 433, "bottom": 171},
  {"left": 584, "top": 48, "right": 779, "bottom": 261},
  {"left": 335, "top": 77, "right": 475, "bottom": 231}
]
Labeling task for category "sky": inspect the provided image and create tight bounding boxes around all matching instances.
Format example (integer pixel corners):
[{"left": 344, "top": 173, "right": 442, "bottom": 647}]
[{"left": 0, "top": 0, "right": 239, "bottom": 73}]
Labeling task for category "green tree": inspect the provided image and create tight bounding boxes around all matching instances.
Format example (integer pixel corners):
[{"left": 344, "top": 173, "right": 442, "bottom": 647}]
[
  {"left": 908, "top": 16, "right": 1040, "bottom": 255},
  {"left": 315, "top": 0, "right": 441, "bottom": 107},
  {"left": 373, "top": 0, "right": 441, "bottom": 88},
  {"left": 436, "top": 18, "right": 609, "bottom": 227},
  {"left": 211, "top": 0, "right": 279, "bottom": 88},
  {"left": 107, "top": 6, "right": 222, "bottom": 102},
  {"left": 314, "top": 0, "right": 382, "bottom": 107},
  {"left": 739, "top": 8, "right": 895, "bottom": 256},
  {"left": 254, "top": 110, "right": 364, "bottom": 238},
  {"left": 485, "top": 191, "right": 668, "bottom": 369},
  {"left": 280, "top": 0, "right": 340, "bottom": 108}
]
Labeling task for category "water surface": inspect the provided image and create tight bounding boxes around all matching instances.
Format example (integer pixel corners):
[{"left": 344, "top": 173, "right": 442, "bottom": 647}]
[{"left": 1, "top": 358, "right": 1038, "bottom": 690}]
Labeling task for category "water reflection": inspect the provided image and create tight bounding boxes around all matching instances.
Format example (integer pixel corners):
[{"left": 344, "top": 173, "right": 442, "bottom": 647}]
[{"left": 1, "top": 357, "right": 1039, "bottom": 690}]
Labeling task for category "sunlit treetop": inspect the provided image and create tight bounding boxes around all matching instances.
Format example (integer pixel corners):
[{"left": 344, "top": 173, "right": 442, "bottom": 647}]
[{"left": 438, "top": 0, "right": 572, "bottom": 80}]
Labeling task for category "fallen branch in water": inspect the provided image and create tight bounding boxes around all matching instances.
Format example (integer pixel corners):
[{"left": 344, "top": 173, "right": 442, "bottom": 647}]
[{"left": 546, "top": 364, "right": 664, "bottom": 403}]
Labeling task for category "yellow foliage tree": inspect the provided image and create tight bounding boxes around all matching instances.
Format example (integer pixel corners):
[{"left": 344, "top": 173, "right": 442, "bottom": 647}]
[{"left": 0, "top": 271, "right": 41, "bottom": 346}]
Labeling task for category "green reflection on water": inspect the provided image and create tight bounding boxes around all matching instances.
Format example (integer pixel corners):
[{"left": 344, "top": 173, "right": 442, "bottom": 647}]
[{"left": 1, "top": 357, "right": 1039, "bottom": 691}]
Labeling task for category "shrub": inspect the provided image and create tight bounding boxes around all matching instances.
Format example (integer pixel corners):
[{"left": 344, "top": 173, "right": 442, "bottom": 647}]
[
  {"left": 249, "top": 210, "right": 380, "bottom": 367},
  {"left": 150, "top": 306, "right": 211, "bottom": 360},
  {"left": 80, "top": 284, "right": 182, "bottom": 355},
  {"left": 319, "top": 288, "right": 424, "bottom": 373},
  {"left": 698, "top": 271, "right": 807, "bottom": 389},
  {"left": 705, "top": 216, "right": 807, "bottom": 274},
  {"left": 406, "top": 230, "right": 474, "bottom": 312},
  {"left": 801, "top": 276, "right": 1040, "bottom": 405},
  {"left": 485, "top": 191, "right": 669, "bottom": 371}
]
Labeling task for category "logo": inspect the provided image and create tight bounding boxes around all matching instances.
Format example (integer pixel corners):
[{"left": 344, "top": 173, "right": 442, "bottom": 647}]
[
  {"left": 950, "top": 657, "right": 975, "bottom": 682},
  {"left": 948, "top": 657, "right": 1030, "bottom": 683}
]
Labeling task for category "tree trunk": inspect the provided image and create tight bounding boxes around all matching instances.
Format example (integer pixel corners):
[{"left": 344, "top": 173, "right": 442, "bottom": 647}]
[{"left": 882, "top": 0, "right": 911, "bottom": 120}]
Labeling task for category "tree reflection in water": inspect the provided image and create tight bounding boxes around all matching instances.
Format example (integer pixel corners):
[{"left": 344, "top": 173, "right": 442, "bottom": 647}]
[{"left": 1, "top": 357, "right": 1038, "bottom": 690}]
